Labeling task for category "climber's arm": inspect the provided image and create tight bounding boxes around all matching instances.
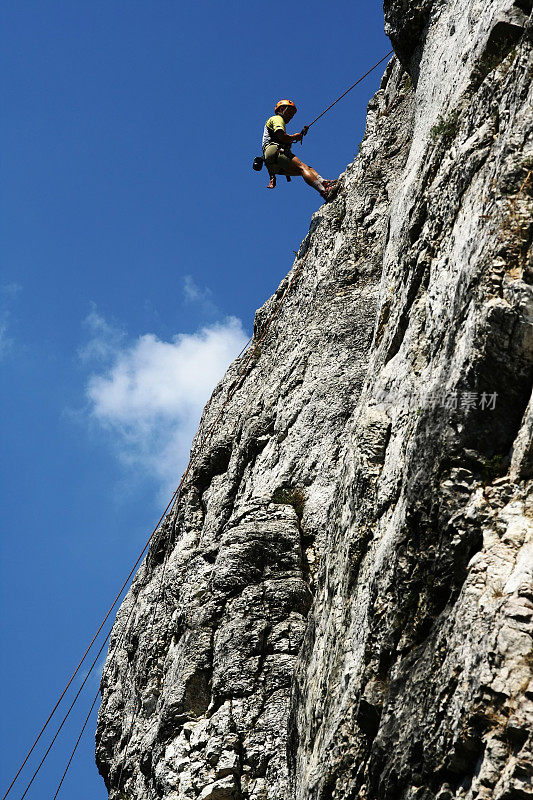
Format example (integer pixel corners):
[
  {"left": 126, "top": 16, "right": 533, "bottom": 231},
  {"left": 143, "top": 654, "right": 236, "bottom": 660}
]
[
  {"left": 273, "top": 122, "right": 309, "bottom": 145},
  {"left": 273, "top": 128, "right": 304, "bottom": 145}
]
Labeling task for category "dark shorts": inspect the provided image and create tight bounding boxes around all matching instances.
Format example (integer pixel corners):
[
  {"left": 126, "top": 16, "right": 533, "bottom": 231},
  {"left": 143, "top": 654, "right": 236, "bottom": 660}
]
[{"left": 263, "top": 144, "right": 301, "bottom": 176}]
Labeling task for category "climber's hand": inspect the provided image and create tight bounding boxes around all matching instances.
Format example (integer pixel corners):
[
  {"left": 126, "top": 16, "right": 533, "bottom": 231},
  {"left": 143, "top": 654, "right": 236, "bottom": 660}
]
[{"left": 301, "top": 125, "right": 309, "bottom": 137}]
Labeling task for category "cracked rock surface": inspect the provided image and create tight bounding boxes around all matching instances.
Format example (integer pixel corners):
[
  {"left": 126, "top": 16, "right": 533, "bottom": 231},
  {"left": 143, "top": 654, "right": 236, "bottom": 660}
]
[{"left": 96, "top": 0, "right": 533, "bottom": 798}]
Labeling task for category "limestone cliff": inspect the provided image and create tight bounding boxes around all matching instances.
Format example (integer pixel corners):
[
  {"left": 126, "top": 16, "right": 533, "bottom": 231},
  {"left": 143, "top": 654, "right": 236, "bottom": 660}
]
[{"left": 96, "top": 1, "right": 533, "bottom": 798}]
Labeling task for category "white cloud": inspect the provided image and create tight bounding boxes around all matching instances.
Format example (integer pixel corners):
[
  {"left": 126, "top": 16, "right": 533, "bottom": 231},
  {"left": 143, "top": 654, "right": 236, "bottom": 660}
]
[{"left": 84, "top": 311, "right": 249, "bottom": 497}]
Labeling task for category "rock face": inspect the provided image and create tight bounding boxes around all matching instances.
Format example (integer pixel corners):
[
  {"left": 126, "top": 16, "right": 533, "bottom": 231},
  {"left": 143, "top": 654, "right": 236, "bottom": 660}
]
[{"left": 96, "top": 1, "right": 533, "bottom": 798}]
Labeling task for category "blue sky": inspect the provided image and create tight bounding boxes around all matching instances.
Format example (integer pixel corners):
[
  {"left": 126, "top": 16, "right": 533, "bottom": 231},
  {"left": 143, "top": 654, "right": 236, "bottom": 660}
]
[{"left": 0, "top": 2, "right": 390, "bottom": 797}]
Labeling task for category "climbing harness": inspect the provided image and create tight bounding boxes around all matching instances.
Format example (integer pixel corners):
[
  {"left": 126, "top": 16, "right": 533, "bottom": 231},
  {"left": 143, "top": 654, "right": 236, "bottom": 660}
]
[
  {"left": 255, "top": 147, "right": 293, "bottom": 188},
  {"left": 253, "top": 49, "right": 393, "bottom": 188}
]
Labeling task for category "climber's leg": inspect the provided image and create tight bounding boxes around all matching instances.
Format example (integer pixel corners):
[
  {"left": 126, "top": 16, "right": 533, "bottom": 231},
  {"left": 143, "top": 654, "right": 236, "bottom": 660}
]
[{"left": 285, "top": 154, "right": 327, "bottom": 194}]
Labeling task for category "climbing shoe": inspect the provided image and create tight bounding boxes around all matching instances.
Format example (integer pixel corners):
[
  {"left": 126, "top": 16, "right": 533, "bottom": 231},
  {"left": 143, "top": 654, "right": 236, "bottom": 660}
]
[{"left": 322, "top": 181, "right": 341, "bottom": 203}]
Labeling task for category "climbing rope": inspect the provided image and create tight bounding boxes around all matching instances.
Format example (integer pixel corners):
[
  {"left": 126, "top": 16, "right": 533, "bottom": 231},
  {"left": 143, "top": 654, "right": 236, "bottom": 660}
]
[
  {"left": 3, "top": 47, "right": 397, "bottom": 800},
  {"left": 306, "top": 50, "right": 393, "bottom": 129},
  {"left": 51, "top": 693, "right": 100, "bottom": 800}
]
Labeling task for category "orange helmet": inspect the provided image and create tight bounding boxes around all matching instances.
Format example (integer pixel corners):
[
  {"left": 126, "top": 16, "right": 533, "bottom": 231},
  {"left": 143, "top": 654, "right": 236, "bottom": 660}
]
[{"left": 275, "top": 99, "right": 297, "bottom": 114}]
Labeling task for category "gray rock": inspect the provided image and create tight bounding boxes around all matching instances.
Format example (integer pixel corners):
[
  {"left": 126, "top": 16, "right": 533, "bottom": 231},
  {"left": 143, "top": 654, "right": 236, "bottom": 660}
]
[{"left": 96, "top": 0, "right": 533, "bottom": 798}]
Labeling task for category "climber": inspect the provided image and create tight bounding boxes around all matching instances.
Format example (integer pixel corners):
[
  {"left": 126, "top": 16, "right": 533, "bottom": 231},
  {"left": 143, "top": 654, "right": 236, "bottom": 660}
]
[{"left": 262, "top": 100, "right": 340, "bottom": 201}]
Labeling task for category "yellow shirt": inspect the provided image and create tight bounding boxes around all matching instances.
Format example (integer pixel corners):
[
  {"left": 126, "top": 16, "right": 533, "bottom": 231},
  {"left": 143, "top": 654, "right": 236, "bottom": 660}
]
[{"left": 262, "top": 114, "right": 286, "bottom": 151}]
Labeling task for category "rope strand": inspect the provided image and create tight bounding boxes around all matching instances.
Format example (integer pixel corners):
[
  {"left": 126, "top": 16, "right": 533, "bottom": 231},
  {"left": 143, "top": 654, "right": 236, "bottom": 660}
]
[
  {"left": 52, "top": 692, "right": 100, "bottom": 800},
  {"left": 307, "top": 50, "right": 393, "bottom": 129}
]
